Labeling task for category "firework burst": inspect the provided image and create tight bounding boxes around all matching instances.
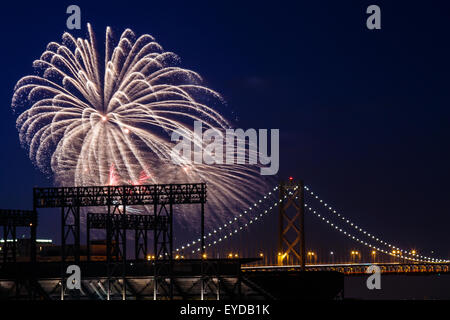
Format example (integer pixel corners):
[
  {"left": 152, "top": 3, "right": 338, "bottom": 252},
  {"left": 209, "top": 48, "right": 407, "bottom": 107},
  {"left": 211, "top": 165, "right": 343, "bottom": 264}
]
[{"left": 12, "top": 24, "right": 269, "bottom": 227}]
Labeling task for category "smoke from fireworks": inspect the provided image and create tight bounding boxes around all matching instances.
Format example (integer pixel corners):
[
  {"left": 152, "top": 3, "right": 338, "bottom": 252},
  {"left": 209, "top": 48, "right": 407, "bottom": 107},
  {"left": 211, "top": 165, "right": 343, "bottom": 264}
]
[{"left": 12, "top": 24, "right": 269, "bottom": 227}]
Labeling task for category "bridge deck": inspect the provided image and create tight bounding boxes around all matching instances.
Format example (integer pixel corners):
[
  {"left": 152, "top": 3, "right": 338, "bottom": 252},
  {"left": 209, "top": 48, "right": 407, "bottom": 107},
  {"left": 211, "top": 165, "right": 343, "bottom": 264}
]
[{"left": 242, "top": 262, "right": 450, "bottom": 275}]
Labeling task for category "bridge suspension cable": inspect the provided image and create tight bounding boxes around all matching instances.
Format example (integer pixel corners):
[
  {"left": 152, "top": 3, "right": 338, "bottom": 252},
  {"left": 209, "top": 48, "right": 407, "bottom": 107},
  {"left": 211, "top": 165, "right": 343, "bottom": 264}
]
[
  {"left": 305, "top": 203, "right": 428, "bottom": 262},
  {"left": 304, "top": 185, "right": 449, "bottom": 263}
]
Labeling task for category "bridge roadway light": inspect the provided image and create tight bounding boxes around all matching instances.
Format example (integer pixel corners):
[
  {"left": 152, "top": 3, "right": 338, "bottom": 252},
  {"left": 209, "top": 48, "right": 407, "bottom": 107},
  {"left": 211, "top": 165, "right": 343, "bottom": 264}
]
[
  {"left": 350, "top": 250, "right": 360, "bottom": 262},
  {"left": 278, "top": 252, "right": 288, "bottom": 260},
  {"left": 329, "top": 251, "right": 335, "bottom": 263},
  {"left": 277, "top": 252, "right": 288, "bottom": 266},
  {"left": 307, "top": 251, "right": 316, "bottom": 264}
]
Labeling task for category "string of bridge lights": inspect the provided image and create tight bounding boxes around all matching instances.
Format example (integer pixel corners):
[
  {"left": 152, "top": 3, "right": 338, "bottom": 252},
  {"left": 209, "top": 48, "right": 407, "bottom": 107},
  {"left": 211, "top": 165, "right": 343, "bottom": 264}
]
[
  {"left": 175, "top": 182, "right": 449, "bottom": 263},
  {"left": 174, "top": 185, "right": 281, "bottom": 254},
  {"left": 305, "top": 203, "right": 439, "bottom": 263},
  {"left": 303, "top": 185, "right": 449, "bottom": 263}
]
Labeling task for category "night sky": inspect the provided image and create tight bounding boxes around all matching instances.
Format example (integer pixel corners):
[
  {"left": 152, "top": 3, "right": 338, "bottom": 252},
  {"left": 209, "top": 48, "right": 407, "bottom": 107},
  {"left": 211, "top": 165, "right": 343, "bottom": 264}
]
[{"left": 0, "top": 1, "right": 450, "bottom": 259}]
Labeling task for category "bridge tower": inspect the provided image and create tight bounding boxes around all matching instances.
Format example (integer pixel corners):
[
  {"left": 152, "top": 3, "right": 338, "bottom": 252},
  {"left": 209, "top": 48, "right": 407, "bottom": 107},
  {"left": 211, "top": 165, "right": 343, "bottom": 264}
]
[{"left": 278, "top": 178, "right": 306, "bottom": 269}]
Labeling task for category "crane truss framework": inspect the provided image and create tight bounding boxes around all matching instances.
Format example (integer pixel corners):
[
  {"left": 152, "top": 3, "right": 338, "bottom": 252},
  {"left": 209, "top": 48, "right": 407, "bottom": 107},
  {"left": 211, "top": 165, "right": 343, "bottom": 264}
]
[
  {"left": 32, "top": 183, "right": 206, "bottom": 260},
  {"left": 31, "top": 183, "right": 206, "bottom": 300},
  {"left": 0, "top": 209, "right": 37, "bottom": 263},
  {"left": 87, "top": 212, "right": 169, "bottom": 261},
  {"left": 33, "top": 184, "right": 206, "bottom": 208}
]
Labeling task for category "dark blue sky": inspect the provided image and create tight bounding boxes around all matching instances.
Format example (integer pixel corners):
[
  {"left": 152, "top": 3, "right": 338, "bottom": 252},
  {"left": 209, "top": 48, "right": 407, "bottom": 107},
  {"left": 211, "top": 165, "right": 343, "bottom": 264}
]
[{"left": 1, "top": 1, "right": 450, "bottom": 258}]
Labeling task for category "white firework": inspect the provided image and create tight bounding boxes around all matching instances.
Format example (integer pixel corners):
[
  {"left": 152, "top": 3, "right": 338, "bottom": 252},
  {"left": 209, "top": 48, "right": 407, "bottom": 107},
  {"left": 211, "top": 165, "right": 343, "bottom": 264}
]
[{"left": 12, "top": 24, "right": 269, "bottom": 227}]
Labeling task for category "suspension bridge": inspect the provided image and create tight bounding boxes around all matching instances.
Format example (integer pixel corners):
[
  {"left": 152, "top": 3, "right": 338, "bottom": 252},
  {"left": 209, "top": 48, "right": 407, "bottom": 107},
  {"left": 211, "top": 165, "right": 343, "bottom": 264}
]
[{"left": 173, "top": 178, "right": 449, "bottom": 271}]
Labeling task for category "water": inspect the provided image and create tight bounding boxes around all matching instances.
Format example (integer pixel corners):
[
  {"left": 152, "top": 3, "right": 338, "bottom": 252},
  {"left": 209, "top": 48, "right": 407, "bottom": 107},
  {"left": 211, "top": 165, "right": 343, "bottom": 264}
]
[{"left": 344, "top": 274, "right": 450, "bottom": 300}]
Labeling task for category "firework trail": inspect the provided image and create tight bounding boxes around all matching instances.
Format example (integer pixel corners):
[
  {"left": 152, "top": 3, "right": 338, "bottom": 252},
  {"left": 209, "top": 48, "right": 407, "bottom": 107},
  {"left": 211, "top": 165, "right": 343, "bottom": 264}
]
[{"left": 12, "top": 24, "right": 270, "bottom": 227}]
